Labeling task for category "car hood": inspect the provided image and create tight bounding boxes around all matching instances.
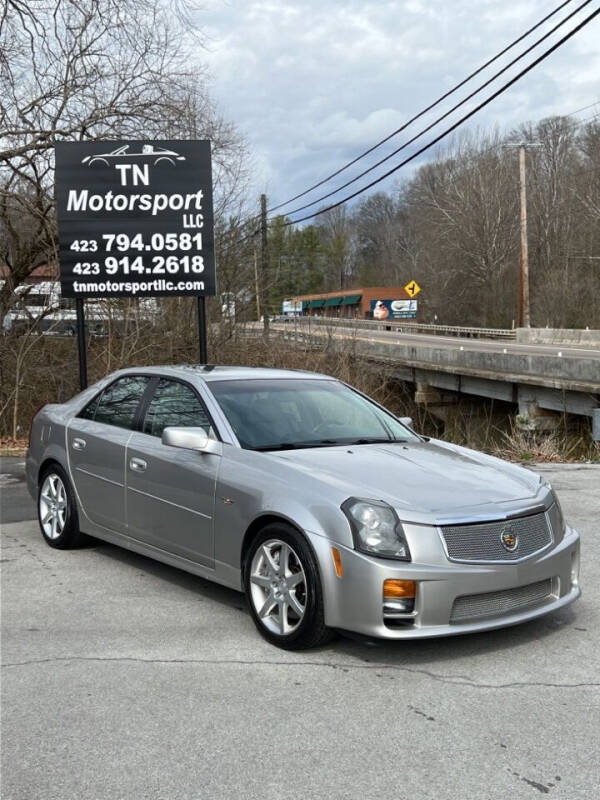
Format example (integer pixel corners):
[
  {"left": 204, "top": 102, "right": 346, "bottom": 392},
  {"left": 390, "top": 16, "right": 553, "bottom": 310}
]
[{"left": 270, "top": 438, "right": 544, "bottom": 520}]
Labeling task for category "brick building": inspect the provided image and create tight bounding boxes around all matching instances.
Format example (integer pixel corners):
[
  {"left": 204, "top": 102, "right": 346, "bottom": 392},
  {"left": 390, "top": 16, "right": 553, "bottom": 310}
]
[{"left": 289, "top": 286, "right": 414, "bottom": 319}]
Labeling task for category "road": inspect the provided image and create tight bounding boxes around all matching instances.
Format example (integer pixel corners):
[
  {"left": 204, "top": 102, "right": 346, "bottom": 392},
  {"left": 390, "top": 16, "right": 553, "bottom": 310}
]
[
  {"left": 272, "top": 321, "right": 600, "bottom": 360},
  {"left": 0, "top": 456, "right": 34, "bottom": 524},
  {"left": 1, "top": 456, "right": 599, "bottom": 800}
]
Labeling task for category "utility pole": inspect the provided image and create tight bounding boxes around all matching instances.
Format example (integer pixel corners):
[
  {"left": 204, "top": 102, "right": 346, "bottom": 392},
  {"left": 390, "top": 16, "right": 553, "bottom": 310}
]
[
  {"left": 260, "top": 193, "right": 269, "bottom": 337},
  {"left": 505, "top": 141, "right": 540, "bottom": 328},
  {"left": 253, "top": 246, "right": 261, "bottom": 321},
  {"left": 518, "top": 145, "right": 530, "bottom": 328}
]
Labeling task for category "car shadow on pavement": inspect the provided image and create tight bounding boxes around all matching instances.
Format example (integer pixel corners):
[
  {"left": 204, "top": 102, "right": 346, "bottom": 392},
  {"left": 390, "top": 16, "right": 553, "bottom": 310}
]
[
  {"left": 88, "top": 537, "right": 249, "bottom": 614},
  {"left": 87, "top": 535, "right": 581, "bottom": 664},
  {"left": 331, "top": 605, "right": 580, "bottom": 667}
]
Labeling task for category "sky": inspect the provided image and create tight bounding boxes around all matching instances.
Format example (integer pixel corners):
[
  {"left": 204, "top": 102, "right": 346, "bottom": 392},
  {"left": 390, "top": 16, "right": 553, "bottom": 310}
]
[{"left": 199, "top": 0, "right": 600, "bottom": 216}]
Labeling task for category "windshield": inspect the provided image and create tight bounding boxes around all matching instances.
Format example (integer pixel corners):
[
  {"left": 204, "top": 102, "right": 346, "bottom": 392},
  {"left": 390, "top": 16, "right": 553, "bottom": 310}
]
[{"left": 208, "top": 378, "right": 420, "bottom": 450}]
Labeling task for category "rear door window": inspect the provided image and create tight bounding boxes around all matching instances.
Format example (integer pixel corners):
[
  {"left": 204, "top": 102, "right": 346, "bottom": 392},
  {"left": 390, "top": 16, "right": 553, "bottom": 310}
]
[{"left": 81, "top": 376, "right": 149, "bottom": 430}]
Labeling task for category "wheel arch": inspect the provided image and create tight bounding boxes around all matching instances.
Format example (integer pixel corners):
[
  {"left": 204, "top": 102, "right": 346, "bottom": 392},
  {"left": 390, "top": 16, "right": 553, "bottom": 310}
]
[
  {"left": 240, "top": 513, "right": 307, "bottom": 574},
  {"left": 38, "top": 456, "right": 67, "bottom": 485}
]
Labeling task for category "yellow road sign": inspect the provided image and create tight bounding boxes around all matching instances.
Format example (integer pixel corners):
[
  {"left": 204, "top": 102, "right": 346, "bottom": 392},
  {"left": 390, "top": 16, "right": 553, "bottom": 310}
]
[{"left": 404, "top": 279, "right": 421, "bottom": 298}]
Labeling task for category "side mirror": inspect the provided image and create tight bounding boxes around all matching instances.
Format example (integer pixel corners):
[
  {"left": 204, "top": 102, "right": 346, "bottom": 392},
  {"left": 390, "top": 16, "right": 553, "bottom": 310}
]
[
  {"left": 399, "top": 416, "right": 414, "bottom": 430},
  {"left": 161, "top": 427, "right": 222, "bottom": 455}
]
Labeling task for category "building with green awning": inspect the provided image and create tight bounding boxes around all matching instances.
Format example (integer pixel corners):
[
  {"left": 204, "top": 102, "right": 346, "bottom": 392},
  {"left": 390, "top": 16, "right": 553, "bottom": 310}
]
[{"left": 287, "top": 285, "right": 413, "bottom": 319}]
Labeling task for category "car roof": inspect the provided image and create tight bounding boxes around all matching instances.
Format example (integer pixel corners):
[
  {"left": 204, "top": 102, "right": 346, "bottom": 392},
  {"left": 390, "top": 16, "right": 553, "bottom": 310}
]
[{"left": 110, "top": 365, "right": 333, "bottom": 383}]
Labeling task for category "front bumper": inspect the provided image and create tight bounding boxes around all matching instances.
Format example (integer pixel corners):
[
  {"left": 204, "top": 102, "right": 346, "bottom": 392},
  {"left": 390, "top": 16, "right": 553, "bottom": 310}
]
[{"left": 307, "top": 525, "right": 581, "bottom": 639}]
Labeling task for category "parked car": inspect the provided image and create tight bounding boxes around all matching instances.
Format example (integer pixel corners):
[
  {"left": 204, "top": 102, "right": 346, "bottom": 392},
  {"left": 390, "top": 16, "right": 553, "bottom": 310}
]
[{"left": 26, "top": 366, "right": 580, "bottom": 649}]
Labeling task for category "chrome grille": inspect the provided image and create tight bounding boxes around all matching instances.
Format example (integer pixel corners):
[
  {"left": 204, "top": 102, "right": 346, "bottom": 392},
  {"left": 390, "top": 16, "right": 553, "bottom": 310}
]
[
  {"left": 450, "top": 579, "right": 554, "bottom": 623},
  {"left": 440, "top": 510, "right": 553, "bottom": 563}
]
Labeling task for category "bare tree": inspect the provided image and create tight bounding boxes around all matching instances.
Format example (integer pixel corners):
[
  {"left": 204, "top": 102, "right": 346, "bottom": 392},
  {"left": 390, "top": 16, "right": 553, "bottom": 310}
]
[
  {"left": 0, "top": 0, "right": 249, "bottom": 320},
  {"left": 352, "top": 191, "right": 416, "bottom": 286},
  {"left": 315, "top": 206, "right": 353, "bottom": 290},
  {"left": 405, "top": 131, "right": 519, "bottom": 325}
]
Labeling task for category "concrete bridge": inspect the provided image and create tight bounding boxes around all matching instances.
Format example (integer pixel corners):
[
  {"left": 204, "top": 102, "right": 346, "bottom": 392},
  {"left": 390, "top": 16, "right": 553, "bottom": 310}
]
[{"left": 267, "top": 318, "right": 600, "bottom": 438}]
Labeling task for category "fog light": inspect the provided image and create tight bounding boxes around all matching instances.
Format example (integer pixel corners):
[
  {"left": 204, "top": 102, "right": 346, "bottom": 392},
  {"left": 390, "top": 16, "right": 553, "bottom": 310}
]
[
  {"left": 383, "top": 579, "right": 416, "bottom": 614},
  {"left": 331, "top": 547, "right": 344, "bottom": 578},
  {"left": 384, "top": 597, "right": 415, "bottom": 613},
  {"left": 571, "top": 549, "right": 580, "bottom": 587},
  {"left": 383, "top": 579, "right": 416, "bottom": 599}
]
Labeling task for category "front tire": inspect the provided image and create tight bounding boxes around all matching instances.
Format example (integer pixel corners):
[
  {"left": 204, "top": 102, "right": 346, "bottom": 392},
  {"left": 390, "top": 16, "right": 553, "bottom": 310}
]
[
  {"left": 38, "top": 464, "right": 83, "bottom": 549},
  {"left": 244, "top": 522, "right": 333, "bottom": 650}
]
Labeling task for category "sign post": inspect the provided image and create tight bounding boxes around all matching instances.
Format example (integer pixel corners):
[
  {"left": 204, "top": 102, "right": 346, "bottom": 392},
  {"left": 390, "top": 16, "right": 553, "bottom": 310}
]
[
  {"left": 197, "top": 295, "right": 207, "bottom": 365},
  {"left": 75, "top": 298, "right": 88, "bottom": 389},
  {"left": 55, "top": 140, "right": 216, "bottom": 386}
]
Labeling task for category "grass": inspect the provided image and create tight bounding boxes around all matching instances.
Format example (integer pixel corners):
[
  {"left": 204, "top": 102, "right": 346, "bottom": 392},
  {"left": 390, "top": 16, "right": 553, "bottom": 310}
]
[{"left": 0, "top": 438, "right": 28, "bottom": 457}]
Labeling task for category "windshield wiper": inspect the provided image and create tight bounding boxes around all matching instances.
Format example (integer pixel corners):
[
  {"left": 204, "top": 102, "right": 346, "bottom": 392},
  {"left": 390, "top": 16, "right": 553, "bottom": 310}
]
[
  {"left": 349, "top": 437, "right": 408, "bottom": 445},
  {"left": 253, "top": 440, "right": 349, "bottom": 451},
  {"left": 253, "top": 437, "right": 409, "bottom": 451},
  {"left": 252, "top": 443, "right": 298, "bottom": 451}
]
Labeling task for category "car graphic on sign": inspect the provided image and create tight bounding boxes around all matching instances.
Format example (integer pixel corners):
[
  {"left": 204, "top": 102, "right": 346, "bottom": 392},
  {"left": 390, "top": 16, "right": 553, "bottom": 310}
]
[{"left": 81, "top": 144, "right": 186, "bottom": 167}]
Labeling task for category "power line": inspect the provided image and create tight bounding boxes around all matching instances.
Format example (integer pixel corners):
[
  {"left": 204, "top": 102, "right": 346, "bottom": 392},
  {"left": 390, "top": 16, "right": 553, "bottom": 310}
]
[
  {"left": 220, "top": 55, "right": 598, "bottom": 255},
  {"left": 282, "top": 6, "right": 600, "bottom": 228},
  {"left": 266, "top": 0, "right": 576, "bottom": 215},
  {"left": 220, "top": 109, "right": 599, "bottom": 256},
  {"left": 562, "top": 100, "right": 600, "bottom": 116},
  {"left": 219, "top": 0, "right": 578, "bottom": 246},
  {"left": 277, "top": 0, "right": 593, "bottom": 219},
  {"left": 220, "top": 232, "right": 259, "bottom": 257},
  {"left": 431, "top": 109, "right": 600, "bottom": 171}
]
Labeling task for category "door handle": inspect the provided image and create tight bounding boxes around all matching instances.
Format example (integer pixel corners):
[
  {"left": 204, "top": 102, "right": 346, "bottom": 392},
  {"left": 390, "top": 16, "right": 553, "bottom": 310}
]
[
  {"left": 129, "top": 458, "right": 147, "bottom": 472},
  {"left": 72, "top": 438, "right": 86, "bottom": 451}
]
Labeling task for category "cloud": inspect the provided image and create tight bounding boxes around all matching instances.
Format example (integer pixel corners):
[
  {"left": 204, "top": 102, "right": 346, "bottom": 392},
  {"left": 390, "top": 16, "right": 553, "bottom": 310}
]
[{"left": 200, "top": 0, "right": 600, "bottom": 214}]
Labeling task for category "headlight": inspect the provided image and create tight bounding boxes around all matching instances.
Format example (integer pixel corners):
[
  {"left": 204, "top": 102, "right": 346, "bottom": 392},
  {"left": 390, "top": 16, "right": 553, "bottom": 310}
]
[
  {"left": 342, "top": 498, "right": 411, "bottom": 560},
  {"left": 550, "top": 491, "right": 566, "bottom": 538},
  {"left": 542, "top": 480, "right": 566, "bottom": 538}
]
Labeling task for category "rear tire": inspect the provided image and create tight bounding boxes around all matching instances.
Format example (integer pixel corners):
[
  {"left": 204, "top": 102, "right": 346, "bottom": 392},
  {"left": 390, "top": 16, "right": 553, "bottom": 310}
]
[
  {"left": 244, "top": 522, "right": 334, "bottom": 650},
  {"left": 37, "top": 464, "right": 84, "bottom": 549}
]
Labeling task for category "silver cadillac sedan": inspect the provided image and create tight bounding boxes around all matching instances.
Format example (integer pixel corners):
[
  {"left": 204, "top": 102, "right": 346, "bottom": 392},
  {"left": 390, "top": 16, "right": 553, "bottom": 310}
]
[{"left": 26, "top": 365, "right": 581, "bottom": 649}]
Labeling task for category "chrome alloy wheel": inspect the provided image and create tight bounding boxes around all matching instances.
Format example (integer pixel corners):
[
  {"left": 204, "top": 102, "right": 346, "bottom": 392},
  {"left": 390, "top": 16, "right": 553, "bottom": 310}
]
[
  {"left": 249, "top": 539, "right": 307, "bottom": 636},
  {"left": 39, "top": 473, "right": 67, "bottom": 540}
]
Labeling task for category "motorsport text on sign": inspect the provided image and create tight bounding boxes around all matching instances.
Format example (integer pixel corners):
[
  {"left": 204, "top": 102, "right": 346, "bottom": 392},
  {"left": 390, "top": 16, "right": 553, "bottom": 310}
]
[{"left": 55, "top": 141, "right": 216, "bottom": 298}]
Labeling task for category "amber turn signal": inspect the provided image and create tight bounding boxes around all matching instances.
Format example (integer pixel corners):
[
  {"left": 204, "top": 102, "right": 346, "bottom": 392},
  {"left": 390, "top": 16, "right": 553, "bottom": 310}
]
[
  {"left": 331, "top": 547, "right": 344, "bottom": 578},
  {"left": 383, "top": 579, "right": 416, "bottom": 599}
]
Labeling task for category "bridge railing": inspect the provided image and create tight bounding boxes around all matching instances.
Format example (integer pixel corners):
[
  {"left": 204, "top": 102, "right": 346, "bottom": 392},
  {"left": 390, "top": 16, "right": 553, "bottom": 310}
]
[{"left": 275, "top": 316, "right": 516, "bottom": 339}]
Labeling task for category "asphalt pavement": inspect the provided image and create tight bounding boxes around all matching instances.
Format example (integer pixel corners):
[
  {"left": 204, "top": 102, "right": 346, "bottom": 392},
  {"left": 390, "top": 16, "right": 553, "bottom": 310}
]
[
  {"left": 0, "top": 456, "right": 33, "bottom": 524},
  {"left": 1, "top": 456, "right": 599, "bottom": 800}
]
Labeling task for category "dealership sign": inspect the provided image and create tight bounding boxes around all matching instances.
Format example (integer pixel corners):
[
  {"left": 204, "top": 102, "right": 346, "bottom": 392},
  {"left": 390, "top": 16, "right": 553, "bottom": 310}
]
[
  {"left": 55, "top": 141, "right": 215, "bottom": 298},
  {"left": 371, "top": 299, "right": 417, "bottom": 320}
]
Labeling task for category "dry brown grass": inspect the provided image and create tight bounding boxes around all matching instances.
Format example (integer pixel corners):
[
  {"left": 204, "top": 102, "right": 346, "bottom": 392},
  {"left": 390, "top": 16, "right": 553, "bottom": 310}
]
[
  {"left": 0, "top": 437, "right": 28, "bottom": 456},
  {"left": 496, "top": 420, "right": 600, "bottom": 464}
]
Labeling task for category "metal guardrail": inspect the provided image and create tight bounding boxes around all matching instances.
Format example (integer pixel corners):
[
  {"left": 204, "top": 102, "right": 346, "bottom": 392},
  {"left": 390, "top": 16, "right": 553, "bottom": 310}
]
[{"left": 277, "top": 317, "right": 516, "bottom": 340}]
